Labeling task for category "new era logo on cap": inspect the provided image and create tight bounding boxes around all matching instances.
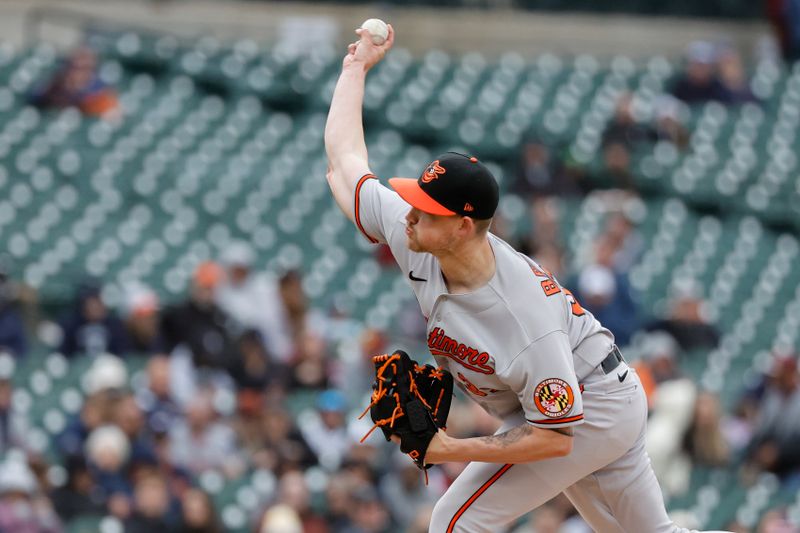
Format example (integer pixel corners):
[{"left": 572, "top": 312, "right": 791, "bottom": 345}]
[{"left": 388, "top": 153, "right": 499, "bottom": 219}]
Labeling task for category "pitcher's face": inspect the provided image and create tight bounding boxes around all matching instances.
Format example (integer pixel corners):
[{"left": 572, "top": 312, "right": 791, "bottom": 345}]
[{"left": 404, "top": 207, "right": 463, "bottom": 254}]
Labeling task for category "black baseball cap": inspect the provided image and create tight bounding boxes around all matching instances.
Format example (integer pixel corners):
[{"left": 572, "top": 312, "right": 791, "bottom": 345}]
[{"left": 388, "top": 152, "right": 499, "bottom": 220}]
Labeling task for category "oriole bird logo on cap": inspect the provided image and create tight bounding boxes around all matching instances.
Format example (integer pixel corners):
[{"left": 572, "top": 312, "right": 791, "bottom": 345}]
[{"left": 421, "top": 160, "right": 446, "bottom": 183}]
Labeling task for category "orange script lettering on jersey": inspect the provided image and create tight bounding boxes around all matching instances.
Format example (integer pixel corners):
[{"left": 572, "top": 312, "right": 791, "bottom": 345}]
[{"left": 427, "top": 327, "right": 495, "bottom": 374}]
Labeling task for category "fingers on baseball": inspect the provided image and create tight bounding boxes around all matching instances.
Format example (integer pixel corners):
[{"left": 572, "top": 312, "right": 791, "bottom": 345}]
[
  {"left": 385, "top": 24, "right": 395, "bottom": 48},
  {"left": 354, "top": 27, "right": 394, "bottom": 51}
]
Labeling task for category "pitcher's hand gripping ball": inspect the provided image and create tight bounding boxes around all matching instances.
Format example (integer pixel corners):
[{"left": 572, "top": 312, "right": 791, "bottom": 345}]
[
  {"left": 360, "top": 18, "right": 389, "bottom": 45},
  {"left": 359, "top": 350, "right": 453, "bottom": 468}
]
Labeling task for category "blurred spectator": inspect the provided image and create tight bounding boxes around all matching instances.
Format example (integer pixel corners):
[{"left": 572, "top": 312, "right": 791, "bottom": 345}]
[
  {"left": 682, "top": 392, "right": 730, "bottom": 467},
  {"left": 671, "top": 41, "right": 730, "bottom": 104},
  {"left": 595, "top": 92, "right": 660, "bottom": 191},
  {"left": 260, "top": 406, "right": 317, "bottom": 473},
  {"left": 632, "top": 332, "right": 698, "bottom": 496},
  {"left": 58, "top": 390, "right": 115, "bottom": 458},
  {"left": 236, "top": 401, "right": 316, "bottom": 477},
  {"left": 405, "top": 504, "right": 435, "bottom": 533},
  {"left": 280, "top": 270, "right": 309, "bottom": 349},
  {"left": 150, "top": 429, "right": 192, "bottom": 503},
  {"left": 50, "top": 455, "right": 105, "bottom": 522},
  {"left": 229, "top": 329, "right": 288, "bottom": 393},
  {"left": 602, "top": 210, "right": 645, "bottom": 272},
  {"left": 135, "top": 356, "right": 181, "bottom": 436},
  {"left": 599, "top": 141, "right": 635, "bottom": 190},
  {"left": 60, "top": 282, "right": 129, "bottom": 358},
  {"left": 379, "top": 452, "right": 439, "bottom": 531},
  {"left": 85, "top": 424, "right": 133, "bottom": 517},
  {"left": 530, "top": 197, "right": 561, "bottom": 251},
  {"left": 631, "top": 331, "right": 685, "bottom": 407},
  {"left": 336, "top": 328, "right": 389, "bottom": 408},
  {"left": 299, "top": 389, "right": 351, "bottom": 471},
  {"left": 653, "top": 96, "right": 690, "bottom": 149},
  {"left": 723, "top": 519, "right": 751, "bottom": 533},
  {"left": 112, "top": 393, "right": 156, "bottom": 465},
  {"left": 161, "top": 262, "right": 238, "bottom": 371},
  {"left": 124, "top": 472, "right": 175, "bottom": 533},
  {"left": 0, "top": 376, "right": 30, "bottom": 454},
  {"left": 530, "top": 242, "right": 566, "bottom": 282},
  {"left": 216, "top": 241, "right": 293, "bottom": 362},
  {"left": 573, "top": 251, "right": 640, "bottom": 347},
  {"left": 601, "top": 93, "right": 657, "bottom": 150},
  {"left": 84, "top": 354, "right": 129, "bottom": 395},
  {"left": 0, "top": 263, "right": 26, "bottom": 357},
  {"left": 324, "top": 471, "right": 360, "bottom": 531},
  {"left": 0, "top": 458, "right": 62, "bottom": 532},
  {"left": 766, "top": 0, "right": 800, "bottom": 62},
  {"left": 517, "top": 197, "right": 564, "bottom": 263},
  {"left": 258, "top": 503, "right": 303, "bottom": 533},
  {"left": 30, "top": 46, "right": 119, "bottom": 117},
  {"left": 647, "top": 281, "right": 720, "bottom": 351},
  {"left": 123, "top": 283, "right": 165, "bottom": 354},
  {"left": 341, "top": 486, "right": 392, "bottom": 533},
  {"left": 168, "top": 391, "right": 241, "bottom": 477},
  {"left": 513, "top": 140, "right": 581, "bottom": 198},
  {"left": 180, "top": 488, "right": 221, "bottom": 533},
  {"left": 273, "top": 470, "right": 328, "bottom": 533},
  {"left": 717, "top": 47, "right": 758, "bottom": 104},
  {"left": 757, "top": 508, "right": 796, "bottom": 533},
  {"left": 342, "top": 444, "right": 384, "bottom": 485},
  {"left": 289, "top": 332, "right": 331, "bottom": 391},
  {"left": 746, "top": 356, "right": 800, "bottom": 478},
  {"left": 724, "top": 394, "right": 760, "bottom": 455}
]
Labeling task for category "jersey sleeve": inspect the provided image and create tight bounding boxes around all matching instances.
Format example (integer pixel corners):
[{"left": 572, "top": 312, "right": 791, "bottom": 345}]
[
  {"left": 353, "top": 175, "right": 408, "bottom": 244},
  {"left": 499, "top": 330, "right": 584, "bottom": 429},
  {"left": 354, "top": 175, "right": 418, "bottom": 272}
]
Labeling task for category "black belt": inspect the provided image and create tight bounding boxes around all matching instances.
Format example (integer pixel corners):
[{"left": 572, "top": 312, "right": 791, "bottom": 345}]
[{"left": 599, "top": 346, "right": 625, "bottom": 374}]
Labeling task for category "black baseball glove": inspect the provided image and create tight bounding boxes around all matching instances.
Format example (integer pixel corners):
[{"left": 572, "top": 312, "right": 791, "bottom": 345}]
[{"left": 359, "top": 350, "right": 453, "bottom": 469}]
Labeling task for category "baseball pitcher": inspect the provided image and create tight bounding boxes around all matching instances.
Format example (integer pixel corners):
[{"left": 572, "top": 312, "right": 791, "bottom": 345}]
[{"left": 324, "top": 23, "right": 729, "bottom": 533}]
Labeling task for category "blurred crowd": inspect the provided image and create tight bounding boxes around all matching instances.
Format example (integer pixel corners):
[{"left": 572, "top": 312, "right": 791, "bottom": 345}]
[
  {"left": 0, "top": 240, "right": 447, "bottom": 533},
  {"left": 513, "top": 40, "right": 757, "bottom": 201},
  {"left": 0, "top": 38, "right": 798, "bottom": 533}
]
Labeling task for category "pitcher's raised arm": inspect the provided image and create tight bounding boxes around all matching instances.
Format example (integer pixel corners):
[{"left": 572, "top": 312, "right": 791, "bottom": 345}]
[{"left": 324, "top": 24, "right": 395, "bottom": 223}]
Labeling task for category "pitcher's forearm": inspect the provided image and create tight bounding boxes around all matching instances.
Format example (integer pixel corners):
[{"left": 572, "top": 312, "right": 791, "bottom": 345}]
[
  {"left": 426, "top": 426, "right": 573, "bottom": 465},
  {"left": 325, "top": 64, "right": 369, "bottom": 172}
]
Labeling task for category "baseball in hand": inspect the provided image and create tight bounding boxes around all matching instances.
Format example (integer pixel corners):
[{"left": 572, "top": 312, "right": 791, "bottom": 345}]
[{"left": 361, "top": 18, "right": 389, "bottom": 45}]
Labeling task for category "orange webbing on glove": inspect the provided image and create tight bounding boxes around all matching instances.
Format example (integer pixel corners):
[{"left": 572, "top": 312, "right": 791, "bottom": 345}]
[
  {"left": 358, "top": 350, "right": 453, "bottom": 472},
  {"left": 358, "top": 353, "right": 404, "bottom": 442}
]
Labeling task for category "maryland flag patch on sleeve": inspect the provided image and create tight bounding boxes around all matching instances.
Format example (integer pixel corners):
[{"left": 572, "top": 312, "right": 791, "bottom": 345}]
[{"left": 533, "top": 378, "right": 575, "bottom": 418}]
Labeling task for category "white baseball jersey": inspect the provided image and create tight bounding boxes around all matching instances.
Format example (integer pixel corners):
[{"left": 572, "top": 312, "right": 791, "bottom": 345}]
[{"left": 355, "top": 175, "right": 615, "bottom": 428}]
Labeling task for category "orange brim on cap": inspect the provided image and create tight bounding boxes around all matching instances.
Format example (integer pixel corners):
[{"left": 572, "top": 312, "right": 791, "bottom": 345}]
[{"left": 388, "top": 178, "right": 456, "bottom": 216}]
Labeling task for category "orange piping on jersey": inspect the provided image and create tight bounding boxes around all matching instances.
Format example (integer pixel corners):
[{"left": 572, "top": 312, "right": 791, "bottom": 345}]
[
  {"left": 527, "top": 414, "right": 584, "bottom": 425},
  {"left": 447, "top": 463, "right": 513, "bottom": 532},
  {"left": 354, "top": 174, "right": 379, "bottom": 244}
]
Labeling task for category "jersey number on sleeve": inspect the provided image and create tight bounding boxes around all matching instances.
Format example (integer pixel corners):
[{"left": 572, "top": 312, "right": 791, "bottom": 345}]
[{"left": 531, "top": 266, "right": 586, "bottom": 317}]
